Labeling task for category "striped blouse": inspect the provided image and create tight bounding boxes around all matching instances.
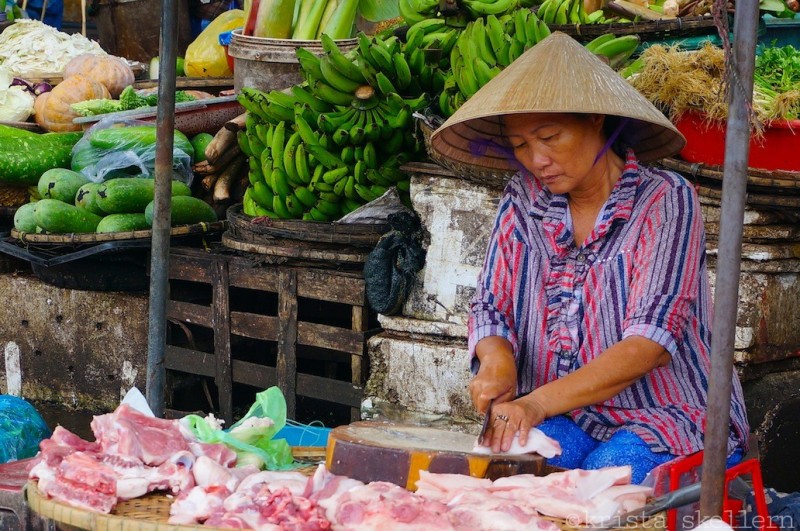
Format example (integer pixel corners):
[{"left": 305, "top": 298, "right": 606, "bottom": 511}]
[{"left": 468, "top": 151, "right": 749, "bottom": 456}]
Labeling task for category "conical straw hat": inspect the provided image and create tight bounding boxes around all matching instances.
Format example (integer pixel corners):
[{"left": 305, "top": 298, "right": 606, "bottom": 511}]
[{"left": 430, "top": 32, "right": 685, "bottom": 169}]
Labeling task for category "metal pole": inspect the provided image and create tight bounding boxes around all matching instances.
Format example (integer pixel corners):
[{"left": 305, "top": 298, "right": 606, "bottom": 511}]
[
  {"left": 699, "top": 4, "right": 760, "bottom": 520},
  {"left": 146, "top": 0, "right": 179, "bottom": 417}
]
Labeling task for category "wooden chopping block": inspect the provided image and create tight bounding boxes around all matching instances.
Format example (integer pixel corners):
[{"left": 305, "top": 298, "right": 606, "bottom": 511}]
[{"left": 326, "top": 421, "right": 551, "bottom": 491}]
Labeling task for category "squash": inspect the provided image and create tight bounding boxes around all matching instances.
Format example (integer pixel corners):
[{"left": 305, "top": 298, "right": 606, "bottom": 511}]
[
  {"left": 34, "top": 74, "right": 111, "bottom": 132},
  {"left": 63, "top": 54, "right": 135, "bottom": 98}
]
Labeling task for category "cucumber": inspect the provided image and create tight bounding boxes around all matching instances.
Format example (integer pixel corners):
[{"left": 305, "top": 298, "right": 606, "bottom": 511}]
[
  {"left": 38, "top": 168, "right": 90, "bottom": 204},
  {"left": 95, "top": 177, "right": 192, "bottom": 214},
  {"left": 13, "top": 202, "right": 38, "bottom": 233},
  {"left": 0, "top": 132, "right": 83, "bottom": 186},
  {"left": 191, "top": 133, "right": 214, "bottom": 163},
  {"left": 96, "top": 213, "right": 151, "bottom": 233},
  {"left": 33, "top": 199, "right": 104, "bottom": 233},
  {"left": 145, "top": 196, "right": 217, "bottom": 227},
  {"left": 89, "top": 126, "right": 194, "bottom": 160},
  {"left": 74, "top": 182, "right": 105, "bottom": 216}
]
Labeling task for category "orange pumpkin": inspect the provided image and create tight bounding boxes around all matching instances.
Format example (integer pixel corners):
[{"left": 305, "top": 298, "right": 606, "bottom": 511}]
[
  {"left": 34, "top": 74, "right": 111, "bottom": 132},
  {"left": 63, "top": 54, "right": 135, "bottom": 98}
]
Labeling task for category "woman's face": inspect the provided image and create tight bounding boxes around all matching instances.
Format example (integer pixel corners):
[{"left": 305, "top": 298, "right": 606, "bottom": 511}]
[{"left": 503, "top": 113, "right": 607, "bottom": 195}]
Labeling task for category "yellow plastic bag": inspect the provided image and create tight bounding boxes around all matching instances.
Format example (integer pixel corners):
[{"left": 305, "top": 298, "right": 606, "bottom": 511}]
[{"left": 184, "top": 9, "right": 244, "bottom": 78}]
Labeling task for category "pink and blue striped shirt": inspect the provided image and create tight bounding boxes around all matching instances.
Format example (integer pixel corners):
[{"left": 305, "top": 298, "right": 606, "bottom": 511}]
[{"left": 469, "top": 151, "right": 749, "bottom": 456}]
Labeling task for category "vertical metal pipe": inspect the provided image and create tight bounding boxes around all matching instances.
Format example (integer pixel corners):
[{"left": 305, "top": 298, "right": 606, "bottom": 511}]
[
  {"left": 146, "top": 0, "right": 179, "bottom": 418},
  {"left": 699, "top": 4, "right": 760, "bottom": 520}
]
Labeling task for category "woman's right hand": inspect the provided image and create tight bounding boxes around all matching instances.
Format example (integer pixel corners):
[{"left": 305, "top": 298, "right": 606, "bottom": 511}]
[{"left": 469, "top": 337, "right": 517, "bottom": 414}]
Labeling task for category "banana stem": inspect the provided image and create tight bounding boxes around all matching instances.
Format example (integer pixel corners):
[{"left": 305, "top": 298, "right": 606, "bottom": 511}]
[
  {"left": 316, "top": 0, "right": 340, "bottom": 38},
  {"left": 254, "top": 0, "right": 298, "bottom": 39},
  {"left": 320, "top": 0, "right": 359, "bottom": 40},
  {"left": 293, "top": 0, "right": 329, "bottom": 40}
]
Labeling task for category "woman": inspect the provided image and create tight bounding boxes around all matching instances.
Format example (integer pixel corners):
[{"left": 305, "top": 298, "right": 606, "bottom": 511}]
[{"left": 430, "top": 33, "right": 749, "bottom": 483}]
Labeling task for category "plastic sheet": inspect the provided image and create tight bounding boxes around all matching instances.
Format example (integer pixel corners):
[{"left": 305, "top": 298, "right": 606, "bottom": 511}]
[
  {"left": 0, "top": 395, "right": 51, "bottom": 464},
  {"left": 184, "top": 9, "right": 244, "bottom": 78},
  {"left": 71, "top": 116, "right": 194, "bottom": 184}
]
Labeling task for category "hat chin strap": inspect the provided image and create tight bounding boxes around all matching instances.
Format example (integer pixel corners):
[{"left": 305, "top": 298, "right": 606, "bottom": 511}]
[{"left": 592, "top": 117, "right": 631, "bottom": 166}]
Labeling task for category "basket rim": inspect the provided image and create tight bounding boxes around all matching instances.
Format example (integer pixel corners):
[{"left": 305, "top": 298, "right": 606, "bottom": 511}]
[{"left": 11, "top": 221, "right": 228, "bottom": 245}]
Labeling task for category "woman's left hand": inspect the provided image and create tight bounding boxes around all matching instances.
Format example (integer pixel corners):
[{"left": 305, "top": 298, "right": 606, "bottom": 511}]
[{"left": 483, "top": 394, "right": 547, "bottom": 454}]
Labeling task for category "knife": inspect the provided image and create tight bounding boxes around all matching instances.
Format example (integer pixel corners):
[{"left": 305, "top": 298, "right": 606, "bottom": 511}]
[
  {"left": 588, "top": 482, "right": 701, "bottom": 531},
  {"left": 477, "top": 398, "right": 494, "bottom": 446}
]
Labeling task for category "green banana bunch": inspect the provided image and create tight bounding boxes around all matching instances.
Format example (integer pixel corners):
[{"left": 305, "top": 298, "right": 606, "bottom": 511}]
[
  {"left": 398, "top": 0, "right": 439, "bottom": 26},
  {"left": 460, "top": 0, "right": 520, "bottom": 18},
  {"left": 587, "top": 34, "right": 641, "bottom": 69}
]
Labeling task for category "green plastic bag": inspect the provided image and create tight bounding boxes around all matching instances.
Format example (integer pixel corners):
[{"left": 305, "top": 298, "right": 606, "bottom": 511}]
[{"left": 182, "top": 386, "right": 295, "bottom": 470}]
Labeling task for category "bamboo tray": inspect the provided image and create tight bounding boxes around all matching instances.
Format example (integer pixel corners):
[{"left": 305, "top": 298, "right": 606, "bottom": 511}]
[
  {"left": 9, "top": 221, "right": 227, "bottom": 245},
  {"left": 26, "top": 447, "right": 327, "bottom": 531},
  {"left": 660, "top": 157, "right": 800, "bottom": 191},
  {"left": 542, "top": 15, "right": 717, "bottom": 41}
]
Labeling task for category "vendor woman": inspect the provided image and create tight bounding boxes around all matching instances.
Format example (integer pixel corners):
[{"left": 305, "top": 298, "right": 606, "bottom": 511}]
[{"left": 430, "top": 33, "right": 749, "bottom": 483}]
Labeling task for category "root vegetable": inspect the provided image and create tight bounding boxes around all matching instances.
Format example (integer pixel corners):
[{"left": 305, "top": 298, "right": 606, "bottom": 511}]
[{"left": 213, "top": 156, "right": 245, "bottom": 203}]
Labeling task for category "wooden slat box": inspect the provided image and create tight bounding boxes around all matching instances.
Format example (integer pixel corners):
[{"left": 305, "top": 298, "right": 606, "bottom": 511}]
[{"left": 163, "top": 246, "right": 378, "bottom": 424}]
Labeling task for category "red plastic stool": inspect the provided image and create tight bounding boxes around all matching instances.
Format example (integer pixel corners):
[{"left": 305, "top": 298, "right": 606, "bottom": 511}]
[{"left": 665, "top": 451, "right": 777, "bottom": 531}]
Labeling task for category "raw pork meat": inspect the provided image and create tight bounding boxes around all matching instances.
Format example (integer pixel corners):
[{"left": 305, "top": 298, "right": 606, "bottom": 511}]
[
  {"left": 445, "top": 489, "right": 561, "bottom": 531},
  {"left": 319, "top": 480, "right": 455, "bottom": 531},
  {"left": 91, "top": 404, "right": 190, "bottom": 466},
  {"left": 471, "top": 427, "right": 562, "bottom": 458}
]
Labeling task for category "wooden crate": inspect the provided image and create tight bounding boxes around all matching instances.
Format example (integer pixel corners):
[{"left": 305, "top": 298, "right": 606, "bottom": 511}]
[{"left": 163, "top": 246, "right": 377, "bottom": 424}]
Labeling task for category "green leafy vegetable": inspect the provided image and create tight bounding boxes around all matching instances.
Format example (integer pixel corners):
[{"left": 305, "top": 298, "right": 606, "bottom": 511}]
[
  {"left": 71, "top": 99, "right": 124, "bottom": 116},
  {"left": 754, "top": 44, "right": 800, "bottom": 120}
]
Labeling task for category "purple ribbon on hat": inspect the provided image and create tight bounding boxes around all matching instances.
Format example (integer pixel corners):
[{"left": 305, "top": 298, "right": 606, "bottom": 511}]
[{"left": 593, "top": 117, "right": 631, "bottom": 165}]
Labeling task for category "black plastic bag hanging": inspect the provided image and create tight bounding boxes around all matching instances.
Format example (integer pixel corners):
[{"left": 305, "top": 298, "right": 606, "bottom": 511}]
[{"left": 363, "top": 211, "right": 426, "bottom": 316}]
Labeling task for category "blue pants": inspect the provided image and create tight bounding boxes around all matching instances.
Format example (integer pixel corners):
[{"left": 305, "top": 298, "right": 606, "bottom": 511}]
[{"left": 538, "top": 416, "right": 744, "bottom": 484}]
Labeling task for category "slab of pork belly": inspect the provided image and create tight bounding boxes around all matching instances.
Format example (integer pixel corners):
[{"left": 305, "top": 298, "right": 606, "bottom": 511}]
[
  {"left": 445, "top": 489, "right": 562, "bottom": 531},
  {"left": 471, "top": 427, "right": 562, "bottom": 458},
  {"left": 321, "top": 480, "right": 455, "bottom": 531},
  {"left": 169, "top": 484, "right": 232, "bottom": 525},
  {"left": 91, "top": 404, "right": 190, "bottom": 466},
  {"left": 414, "top": 471, "right": 493, "bottom": 502}
]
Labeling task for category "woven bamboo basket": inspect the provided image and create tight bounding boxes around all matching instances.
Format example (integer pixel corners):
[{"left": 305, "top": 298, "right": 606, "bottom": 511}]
[
  {"left": 0, "top": 186, "right": 29, "bottom": 208},
  {"left": 26, "top": 447, "right": 327, "bottom": 531},
  {"left": 542, "top": 15, "right": 718, "bottom": 42},
  {"left": 659, "top": 157, "right": 800, "bottom": 191},
  {"left": 10, "top": 221, "right": 228, "bottom": 245}
]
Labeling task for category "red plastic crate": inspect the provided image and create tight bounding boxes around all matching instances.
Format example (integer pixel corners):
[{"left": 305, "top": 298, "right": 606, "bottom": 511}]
[{"left": 674, "top": 111, "right": 800, "bottom": 172}]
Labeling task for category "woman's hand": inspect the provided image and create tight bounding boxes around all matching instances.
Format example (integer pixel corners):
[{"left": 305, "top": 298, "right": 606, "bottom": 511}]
[
  {"left": 469, "top": 337, "right": 517, "bottom": 414},
  {"left": 484, "top": 394, "right": 548, "bottom": 453}
]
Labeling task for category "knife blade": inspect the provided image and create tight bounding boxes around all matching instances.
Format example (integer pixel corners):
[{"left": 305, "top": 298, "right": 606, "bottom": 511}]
[
  {"left": 477, "top": 398, "right": 494, "bottom": 446},
  {"left": 588, "top": 482, "right": 701, "bottom": 530}
]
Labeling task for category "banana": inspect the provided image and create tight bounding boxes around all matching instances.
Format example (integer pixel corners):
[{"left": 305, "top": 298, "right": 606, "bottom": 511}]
[
  {"left": 585, "top": 33, "right": 616, "bottom": 53},
  {"left": 295, "top": 142, "right": 311, "bottom": 185},
  {"left": 320, "top": 55, "right": 361, "bottom": 94},
  {"left": 271, "top": 167, "right": 292, "bottom": 200},
  {"left": 311, "top": 164, "right": 325, "bottom": 186},
  {"left": 455, "top": 54, "right": 480, "bottom": 98},
  {"left": 534, "top": 17, "right": 551, "bottom": 42},
  {"left": 294, "top": 114, "right": 319, "bottom": 145},
  {"left": 554, "top": 0, "right": 570, "bottom": 25},
  {"left": 320, "top": 34, "right": 367, "bottom": 84},
  {"left": 283, "top": 131, "right": 302, "bottom": 186},
  {"left": 404, "top": 22, "right": 427, "bottom": 55},
  {"left": 381, "top": 128, "right": 406, "bottom": 155},
  {"left": 462, "top": 0, "right": 519, "bottom": 17},
  {"left": 354, "top": 160, "right": 365, "bottom": 185},
  {"left": 308, "top": 206, "right": 332, "bottom": 222},
  {"left": 319, "top": 191, "right": 341, "bottom": 203},
  {"left": 393, "top": 53, "right": 413, "bottom": 89},
  {"left": 363, "top": 142, "right": 378, "bottom": 169},
  {"left": 260, "top": 149, "right": 274, "bottom": 186},
  {"left": 237, "top": 88, "right": 270, "bottom": 122},
  {"left": 369, "top": 42, "right": 395, "bottom": 75},
  {"left": 285, "top": 193, "right": 305, "bottom": 217},
  {"left": 357, "top": 33, "right": 379, "bottom": 71},
  {"left": 486, "top": 15, "right": 506, "bottom": 52},
  {"left": 266, "top": 89, "right": 296, "bottom": 109},
  {"left": 472, "top": 19, "right": 497, "bottom": 67},
  {"left": 396, "top": 179, "right": 410, "bottom": 193},
  {"left": 524, "top": 12, "right": 540, "bottom": 45},
  {"left": 473, "top": 57, "right": 496, "bottom": 88},
  {"left": 513, "top": 8, "right": 528, "bottom": 44},
  {"left": 375, "top": 72, "right": 399, "bottom": 97},
  {"left": 333, "top": 174, "right": 349, "bottom": 196},
  {"left": 540, "top": 0, "right": 560, "bottom": 23},
  {"left": 296, "top": 48, "right": 324, "bottom": 82},
  {"left": 259, "top": 100, "right": 294, "bottom": 124},
  {"left": 341, "top": 145, "right": 355, "bottom": 164},
  {"left": 315, "top": 199, "right": 340, "bottom": 218},
  {"left": 312, "top": 79, "right": 355, "bottom": 106},
  {"left": 245, "top": 131, "right": 264, "bottom": 157},
  {"left": 305, "top": 143, "right": 345, "bottom": 169},
  {"left": 291, "top": 84, "right": 332, "bottom": 113},
  {"left": 323, "top": 166, "right": 349, "bottom": 185},
  {"left": 439, "top": 28, "right": 461, "bottom": 58},
  {"left": 332, "top": 128, "right": 351, "bottom": 146},
  {"left": 294, "top": 186, "right": 318, "bottom": 208},
  {"left": 355, "top": 183, "right": 379, "bottom": 202},
  {"left": 592, "top": 35, "right": 641, "bottom": 68},
  {"left": 272, "top": 193, "right": 293, "bottom": 219},
  {"left": 248, "top": 157, "right": 264, "bottom": 185},
  {"left": 312, "top": 181, "right": 334, "bottom": 193},
  {"left": 508, "top": 38, "right": 525, "bottom": 63},
  {"left": 344, "top": 198, "right": 362, "bottom": 212},
  {"left": 270, "top": 121, "right": 286, "bottom": 172},
  {"left": 343, "top": 175, "right": 356, "bottom": 200},
  {"left": 366, "top": 168, "right": 392, "bottom": 187},
  {"left": 317, "top": 107, "right": 357, "bottom": 135},
  {"left": 252, "top": 180, "right": 275, "bottom": 209},
  {"left": 399, "top": 0, "right": 424, "bottom": 25},
  {"left": 568, "top": 0, "right": 582, "bottom": 24},
  {"left": 354, "top": 146, "right": 365, "bottom": 163}
]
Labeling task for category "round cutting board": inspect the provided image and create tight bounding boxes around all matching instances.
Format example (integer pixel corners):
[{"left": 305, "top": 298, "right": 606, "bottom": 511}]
[{"left": 325, "top": 421, "right": 551, "bottom": 491}]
